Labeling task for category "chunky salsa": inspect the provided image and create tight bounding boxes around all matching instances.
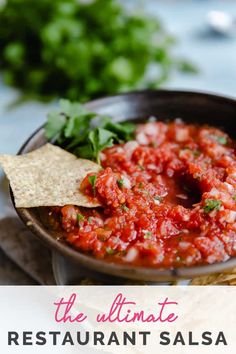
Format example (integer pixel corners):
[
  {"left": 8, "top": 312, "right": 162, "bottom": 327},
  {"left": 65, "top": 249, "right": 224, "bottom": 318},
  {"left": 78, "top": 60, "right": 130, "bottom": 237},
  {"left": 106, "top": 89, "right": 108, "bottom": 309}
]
[{"left": 51, "top": 119, "right": 236, "bottom": 268}]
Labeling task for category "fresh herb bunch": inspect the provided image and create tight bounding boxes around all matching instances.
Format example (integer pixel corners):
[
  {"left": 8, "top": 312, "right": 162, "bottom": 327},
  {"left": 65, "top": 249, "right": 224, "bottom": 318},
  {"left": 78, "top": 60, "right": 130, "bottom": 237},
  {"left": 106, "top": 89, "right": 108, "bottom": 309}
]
[
  {"left": 45, "top": 99, "right": 135, "bottom": 163},
  {"left": 0, "top": 0, "right": 196, "bottom": 101}
]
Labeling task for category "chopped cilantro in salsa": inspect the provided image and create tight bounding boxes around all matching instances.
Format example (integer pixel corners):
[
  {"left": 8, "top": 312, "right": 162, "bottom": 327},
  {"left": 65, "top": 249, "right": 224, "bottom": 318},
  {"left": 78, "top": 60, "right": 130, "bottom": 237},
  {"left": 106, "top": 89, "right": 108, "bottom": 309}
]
[
  {"left": 52, "top": 120, "right": 236, "bottom": 269},
  {"left": 117, "top": 179, "right": 124, "bottom": 188},
  {"left": 216, "top": 136, "right": 227, "bottom": 145},
  {"left": 88, "top": 175, "right": 97, "bottom": 195},
  {"left": 203, "top": 199, "right": 221, "bottom": 213}
]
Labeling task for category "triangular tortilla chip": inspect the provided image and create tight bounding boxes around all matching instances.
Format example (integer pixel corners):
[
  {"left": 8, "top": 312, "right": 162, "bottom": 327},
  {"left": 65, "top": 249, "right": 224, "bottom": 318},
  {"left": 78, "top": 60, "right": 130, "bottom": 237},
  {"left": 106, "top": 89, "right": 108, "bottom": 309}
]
[{"left": 0, "top": 143, "right": 101, "bottom": 208}]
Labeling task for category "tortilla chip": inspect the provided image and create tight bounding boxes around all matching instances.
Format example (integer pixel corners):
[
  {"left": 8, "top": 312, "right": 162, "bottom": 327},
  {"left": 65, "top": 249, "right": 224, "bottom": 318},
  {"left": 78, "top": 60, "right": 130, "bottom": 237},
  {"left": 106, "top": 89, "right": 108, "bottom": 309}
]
[
  {"left": 191, "top": 267, "right": 236, "bottom": 285},
  {"left": 0, "top": 143, "right": 101, "bottom": 208}
]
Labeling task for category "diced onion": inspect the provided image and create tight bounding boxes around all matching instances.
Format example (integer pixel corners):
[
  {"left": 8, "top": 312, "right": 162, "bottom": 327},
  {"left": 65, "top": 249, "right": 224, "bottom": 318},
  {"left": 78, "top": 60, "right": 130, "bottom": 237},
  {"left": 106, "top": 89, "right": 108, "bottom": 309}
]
[
  {"left": 122, "top": 175, "right": 131, "bottom": 189},
  {"left": 136, "top": 132, "right": 149, "bottom": 145},
  {"left": 124, "top": 247, "right": 138, "bottom": 262}
]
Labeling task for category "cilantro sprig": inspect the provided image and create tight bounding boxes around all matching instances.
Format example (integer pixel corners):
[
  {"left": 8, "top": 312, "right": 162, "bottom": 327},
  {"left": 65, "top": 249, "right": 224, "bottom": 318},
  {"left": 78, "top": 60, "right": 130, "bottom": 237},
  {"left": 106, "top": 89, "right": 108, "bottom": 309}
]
[
  {"left": 45, "top": 99, "right": 135, "bottom": 163},
  {"left": 0, "top": 0, "right": 196, "bottom": 102}
]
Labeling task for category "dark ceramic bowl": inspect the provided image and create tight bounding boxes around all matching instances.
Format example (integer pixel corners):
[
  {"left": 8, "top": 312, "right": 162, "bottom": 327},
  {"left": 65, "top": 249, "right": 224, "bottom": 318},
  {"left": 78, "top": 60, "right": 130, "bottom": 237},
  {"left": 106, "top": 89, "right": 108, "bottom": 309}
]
[{"left": 12, "top": 90, "right": 236, "bottom": 282}]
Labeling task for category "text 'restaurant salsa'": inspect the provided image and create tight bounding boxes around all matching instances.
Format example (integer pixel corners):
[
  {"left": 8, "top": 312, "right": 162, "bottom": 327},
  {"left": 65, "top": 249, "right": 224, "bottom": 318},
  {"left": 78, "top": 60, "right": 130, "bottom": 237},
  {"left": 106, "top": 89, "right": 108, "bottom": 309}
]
[{"left": 52, "top": 120, "right": 236, "bottom": 268}]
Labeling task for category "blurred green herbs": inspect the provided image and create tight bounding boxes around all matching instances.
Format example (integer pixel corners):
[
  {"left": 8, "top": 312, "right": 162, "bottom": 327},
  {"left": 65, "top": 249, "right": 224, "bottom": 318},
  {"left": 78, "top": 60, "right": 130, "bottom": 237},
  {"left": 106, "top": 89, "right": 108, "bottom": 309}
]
[
  {"left": 0, "top": 0, "right": 196, "bottom": 102},
  {"left": 45, "top": 99, "right": 135, "bottom": 163}
]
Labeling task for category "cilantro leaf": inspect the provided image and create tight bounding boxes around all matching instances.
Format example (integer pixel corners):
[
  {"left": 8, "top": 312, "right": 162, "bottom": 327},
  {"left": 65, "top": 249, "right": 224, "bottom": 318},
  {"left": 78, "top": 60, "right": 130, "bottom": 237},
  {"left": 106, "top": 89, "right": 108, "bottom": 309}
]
[
  {"left": 45, "top": 99, "right": 93, "bottom": 143},
  {"left": 59, "top": 99, "right": 86, "bottom": 118},
  {"left": 45, "top": 111, "right": 66, "bottom": 140},
  {"left": 88, "top": 175, "right": 97, "bottom": 195},
  {"left": 106, "top": 247, "right": 116, "bottom": 255},
  {"left": 216, "top": 136, "right": 227, "bottom": 145},
  {"left": 103, "top": 120, "right": 135, "bottom": 142},
  {"left": 45, "top": 99, "right": 136, "bottom": 163},
  {"left": 74, "top": 144, "right": 94, "bottom": 160},
  {"left": 203, "top": 199, "right": 221, "bottom": 213},
  {"left": 144, "top": 231, "right": 152, "bottom": 239},
  {"left": 154, "top": 195, "right": 163, "bottom": 202},
  {"left": 117, "top": 179, "right": 124, "bottom": 188},
  {"left": 88, "top": 128, "right": 116, "bottom": 163},
  {"left": 64, "top": 113, "right": 96, "bottom": 139},
  {"left": 121, "top": 204, "right": 129, "bottom": 212},
  {"left": 77, "top": 213, "right": 84, "bottom": 225}
]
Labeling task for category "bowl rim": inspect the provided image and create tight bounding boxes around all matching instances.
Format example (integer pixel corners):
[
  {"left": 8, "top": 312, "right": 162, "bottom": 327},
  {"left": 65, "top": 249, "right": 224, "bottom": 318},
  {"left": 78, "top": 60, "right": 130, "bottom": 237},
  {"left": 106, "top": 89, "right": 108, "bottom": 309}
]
[{"left": 12, "top": 89, "right": 236, "bottom": 281}]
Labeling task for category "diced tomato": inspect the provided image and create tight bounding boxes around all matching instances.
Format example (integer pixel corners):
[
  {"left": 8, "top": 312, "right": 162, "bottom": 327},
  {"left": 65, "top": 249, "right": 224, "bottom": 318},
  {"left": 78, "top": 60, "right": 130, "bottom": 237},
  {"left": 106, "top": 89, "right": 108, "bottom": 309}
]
[{"left": 53, "top": 120, "right": 236, "bottom": 268}]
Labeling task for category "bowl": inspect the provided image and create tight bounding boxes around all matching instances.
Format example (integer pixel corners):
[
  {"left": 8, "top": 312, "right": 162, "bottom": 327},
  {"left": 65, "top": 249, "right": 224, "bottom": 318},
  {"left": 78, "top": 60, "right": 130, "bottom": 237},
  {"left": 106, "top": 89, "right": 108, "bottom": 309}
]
[{"left": 12, "top": 90, "right": 236, "bottom": 282}]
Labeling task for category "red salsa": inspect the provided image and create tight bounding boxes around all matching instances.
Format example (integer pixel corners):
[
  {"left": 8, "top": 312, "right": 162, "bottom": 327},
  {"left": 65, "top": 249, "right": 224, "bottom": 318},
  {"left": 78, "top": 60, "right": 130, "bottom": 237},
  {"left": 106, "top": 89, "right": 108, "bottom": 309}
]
[{"left": 52, "top": 120, "right": 236, "bottom": 268}]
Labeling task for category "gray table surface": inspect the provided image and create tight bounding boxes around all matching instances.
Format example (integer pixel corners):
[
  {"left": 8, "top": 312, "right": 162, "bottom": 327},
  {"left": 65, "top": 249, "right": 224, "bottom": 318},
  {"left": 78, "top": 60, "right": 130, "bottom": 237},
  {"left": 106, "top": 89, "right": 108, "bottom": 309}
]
[{"left": 0, "top": 0, "right": 236, "bottom": 284}]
